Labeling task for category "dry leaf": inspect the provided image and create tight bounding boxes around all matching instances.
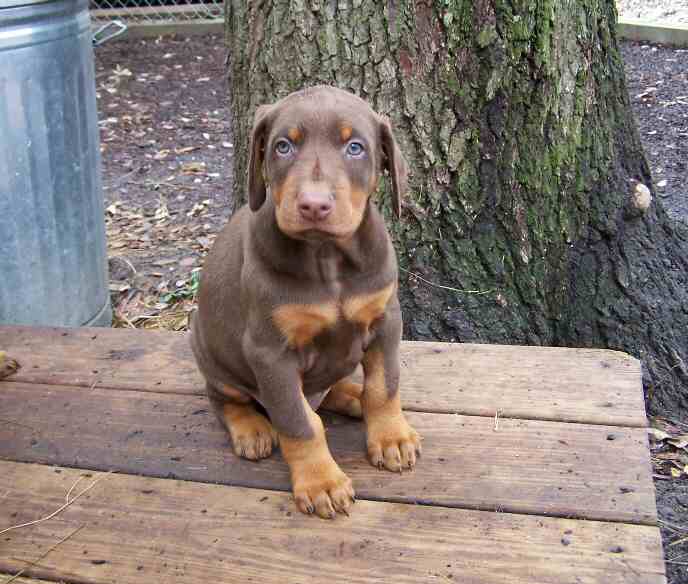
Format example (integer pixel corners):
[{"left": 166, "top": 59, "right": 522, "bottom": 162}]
[
  {"left": 176, "top": 146, "right": 200, "bottom": 154},
  {"left": 154, "top": 205, "right": 170, "bottom": 221},
  {"left": 181, "top": 162, "right": 206, "bottom": 174},
  {"left": 106, "top": 203, "right": 120, "bottom": 216},
  {"left": 0, "top": 351, "right": 20, "bottom": 379},
  {"left": 668, "top": 435, "right": 688, "bottom": 449},
  {"left": 109, "top": 283, "right": 131, "bottom": 293},
  {"left": 648, "top": 428, "right": 671, "bottom": 441},
  {"left": 655, "top": 451, "right": 682, "bottom": 461}
]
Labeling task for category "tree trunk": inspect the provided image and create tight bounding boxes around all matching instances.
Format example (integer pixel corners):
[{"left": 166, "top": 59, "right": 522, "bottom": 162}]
[{"left": 226, "top": 0, "right": 688, "bottom": 418}]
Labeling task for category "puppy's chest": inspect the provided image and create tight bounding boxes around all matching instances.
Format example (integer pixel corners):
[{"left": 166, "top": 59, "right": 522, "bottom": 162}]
[{"left": 271, "top": 283, "right": 394, "bottom": 353}]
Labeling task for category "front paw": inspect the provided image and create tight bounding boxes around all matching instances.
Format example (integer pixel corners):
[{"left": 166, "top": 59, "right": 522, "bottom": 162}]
[
  {"left": 366, "top": 414, "right": 422, "bottom": 472},
  {"left": 291, "top": 459, "right": 355, "bottom": 519},
  {"left": 224, "top": 406, "right": 278, "bottom": 461}
]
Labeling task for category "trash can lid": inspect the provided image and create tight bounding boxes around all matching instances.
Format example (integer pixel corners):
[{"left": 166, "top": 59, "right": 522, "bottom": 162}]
[{"left": 1, "top": 0, "right": 55, "bottom": 7}]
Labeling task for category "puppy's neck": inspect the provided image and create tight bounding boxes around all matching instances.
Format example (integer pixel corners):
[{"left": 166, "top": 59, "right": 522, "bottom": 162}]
[{"left": 251, "top": 198, "right": 388, "bottom": 285}]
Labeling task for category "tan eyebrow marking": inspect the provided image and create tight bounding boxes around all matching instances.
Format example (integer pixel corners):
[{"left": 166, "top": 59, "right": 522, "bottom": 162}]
[
  {"left": 288, "top": 127, "right": 302, "bottom": 143},
  {"left": 339, "top": 123, "right": 352, "bottom": 142}
]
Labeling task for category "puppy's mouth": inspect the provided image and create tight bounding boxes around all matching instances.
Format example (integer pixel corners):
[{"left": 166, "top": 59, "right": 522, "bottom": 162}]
[
  {"left": 274, "top": 194, "right": 364, "bottom": 241},
  {"left": 292, "top": 225, "right": 353, "bottom": 241}
]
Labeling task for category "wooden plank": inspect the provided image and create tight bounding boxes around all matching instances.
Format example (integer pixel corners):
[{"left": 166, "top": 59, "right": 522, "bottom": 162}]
[
  {"left": 0, "top": 462, "right": 666, "bottom": 584},
  {"left": 0, "top": 382, "right": 657, "bottom": 525},
  {"left": 1, "top": 325, "right": 645, "bottom": 426},
  {"left": 0, "top": 577, "right": 63, "bottom": 584},
  {"left": 402, "top": 342, "right": 645, "bottom": 426},
  {"left": 1, "top": 326, "right": 200, "bottom": 395}
]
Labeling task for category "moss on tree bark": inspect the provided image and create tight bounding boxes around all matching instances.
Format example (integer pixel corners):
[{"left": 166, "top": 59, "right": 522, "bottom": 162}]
[{"left": 226, "top": 0, "right": 688, "bottom": 418}]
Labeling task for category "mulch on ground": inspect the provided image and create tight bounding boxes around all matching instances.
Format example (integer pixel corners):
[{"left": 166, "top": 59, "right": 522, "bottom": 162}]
[
  {"left": 94, "top": 32, "right": 688, "bottom": 584},
  {"left": 95, "top": 34, "right": 232, "bottom": 329}
]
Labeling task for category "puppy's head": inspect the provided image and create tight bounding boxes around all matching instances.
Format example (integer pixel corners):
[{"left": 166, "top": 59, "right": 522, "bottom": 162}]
[{"left": 248, "top": 86, "right": 407, "bottom": 240}]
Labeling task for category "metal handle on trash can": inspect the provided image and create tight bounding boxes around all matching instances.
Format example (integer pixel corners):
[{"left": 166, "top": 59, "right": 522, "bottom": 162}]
[{"left": 92, "top": 20, "right": 127, "bottom": 47}]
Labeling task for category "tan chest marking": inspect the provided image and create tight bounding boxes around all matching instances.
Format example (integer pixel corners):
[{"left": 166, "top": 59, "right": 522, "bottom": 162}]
[
  {"left": 273, "top": 284, "right": 394, "bottom": 348},
  {"left": 342, "top": 283, "right": 395, "bottom": 328},
  {"left": 272, "top": 302, "right": 339, "bottom": 349}
]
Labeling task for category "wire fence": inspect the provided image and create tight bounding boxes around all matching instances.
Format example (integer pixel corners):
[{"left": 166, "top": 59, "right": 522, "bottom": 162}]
[{"left": 89, "top": 1, "right": 224, "bottom": 25}]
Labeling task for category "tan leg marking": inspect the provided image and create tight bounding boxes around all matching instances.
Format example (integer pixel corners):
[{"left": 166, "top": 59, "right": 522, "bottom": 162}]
[
  {"left": 222, "top": 402, "right": 278, "bottom": 461},
  {"left": 362, "top": 349, "right": 422, "bottom": 472},
  {"left": 280, "top": 397, "right": 355, "bottom": 519},
  {"left": 321, "top": 379, "right": 363, "bottom": 418}
]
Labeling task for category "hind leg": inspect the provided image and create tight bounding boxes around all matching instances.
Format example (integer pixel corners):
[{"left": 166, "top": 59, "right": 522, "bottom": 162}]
[
  {"left": 320, "top": 378, "right": 363, "bottom": 418},
  {"left": 211, "top": 383, "right": 278, "bottom": 460}
]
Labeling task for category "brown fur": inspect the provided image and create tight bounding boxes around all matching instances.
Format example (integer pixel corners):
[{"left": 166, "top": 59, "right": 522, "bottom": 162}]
[{"left": 191, "top": 85, "right": 420, "bottom": 518}]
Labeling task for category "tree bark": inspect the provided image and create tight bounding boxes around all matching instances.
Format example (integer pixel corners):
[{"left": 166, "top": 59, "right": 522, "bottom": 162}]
[{"left": 226, "top": 0, "right": 688, "bottom": 418}]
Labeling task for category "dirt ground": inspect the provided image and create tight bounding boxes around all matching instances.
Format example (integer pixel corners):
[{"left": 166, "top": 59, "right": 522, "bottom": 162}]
[
  {"left": 621, "top": 43, "right": 688, "bottom": 225},
  {"left": 94, "top": 33, "right": 688, "bottom": 583},
  {"left": 95, "top": 34, "right": 232, "bottom": 329}
]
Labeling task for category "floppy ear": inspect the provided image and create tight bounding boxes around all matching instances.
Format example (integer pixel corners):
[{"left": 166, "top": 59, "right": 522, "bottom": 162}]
[
  {"left": 378, "top": 115, "right": 408, "bottom": 219},
  {"left": 248, "top": 104, "right": 272, "bottom": 212}
]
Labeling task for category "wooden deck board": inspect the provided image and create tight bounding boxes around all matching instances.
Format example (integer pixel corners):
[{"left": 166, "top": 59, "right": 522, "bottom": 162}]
[
  {"left": 0, "top": 461, "right": 666, "bottom": 584},
  {"left": 2, "top": 325, "right": 645, "bottom": 426},
  {"left": 0, "top": 325, "right": 663, "bottom": 583},
  {"left": 0, "top": 381, "right": 657, "bottom": 524},
  {"left": 0, "top": 576, "right": 58, "bottom": 584}
]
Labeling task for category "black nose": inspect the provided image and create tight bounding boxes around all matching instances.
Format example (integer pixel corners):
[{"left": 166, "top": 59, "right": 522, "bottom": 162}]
[{"left": 298, "top": 190, "right": 333, "bottom": 222}]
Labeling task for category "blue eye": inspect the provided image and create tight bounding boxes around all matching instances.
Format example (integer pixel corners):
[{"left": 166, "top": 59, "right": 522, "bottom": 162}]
[
  {"left": 346, "top": 141, "right": 364, "bottom": 157},
  {"left": 275, "top": 139, "right": 293, "bottom": 156}
]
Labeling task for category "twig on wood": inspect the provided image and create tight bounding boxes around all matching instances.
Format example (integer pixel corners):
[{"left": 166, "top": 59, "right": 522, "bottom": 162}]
[
  {"left": 65, "top": 476, "right": 87, "bottom": 504},
  {"left": 0, "top": 471, "right": 112, "bottom": 537},
  {"left": 3, "top": 524, "right": 85, "bottom": 584},
  {"left": 399, "top": 267, "right": 493, "bottom": 295}
]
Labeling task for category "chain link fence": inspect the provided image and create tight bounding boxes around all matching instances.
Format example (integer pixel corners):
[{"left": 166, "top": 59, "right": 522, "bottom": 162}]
[{"left": 89, "top": 1, "right": 224, "bottom": 26}]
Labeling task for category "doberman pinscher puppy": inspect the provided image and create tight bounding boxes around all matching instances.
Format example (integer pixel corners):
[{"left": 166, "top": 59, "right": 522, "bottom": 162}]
[{"left": 191, "top": 85, "right": 421, "bottom": 519}]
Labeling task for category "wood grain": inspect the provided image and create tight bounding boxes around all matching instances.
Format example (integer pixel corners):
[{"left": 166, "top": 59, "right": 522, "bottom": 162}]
[
  {"left": 1, "top": 325, "right": 645, "bottom": 426},
  {"left": 0, "top": 462, "right": 666, "bottom": 584},
  {"left": 0, "top": 381, "right": 656, "bottom": 524},
  {"left": 0, "top": 576, "right": 60, "bottom": 584}
]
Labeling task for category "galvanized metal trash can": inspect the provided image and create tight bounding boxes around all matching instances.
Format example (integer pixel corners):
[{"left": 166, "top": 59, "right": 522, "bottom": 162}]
[{"left": 0, "top": 0, "right": 111, "bottom": 327}]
